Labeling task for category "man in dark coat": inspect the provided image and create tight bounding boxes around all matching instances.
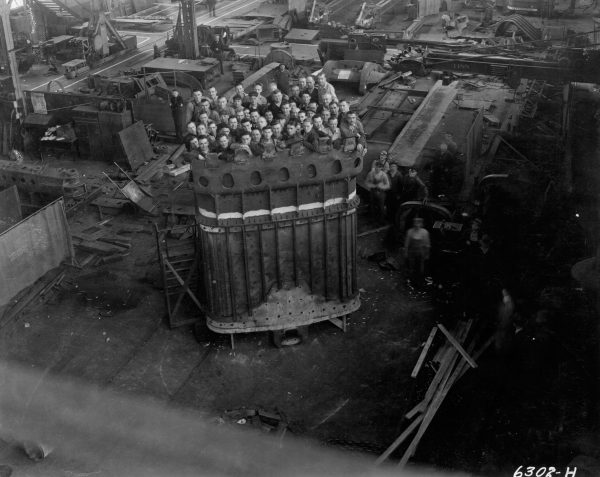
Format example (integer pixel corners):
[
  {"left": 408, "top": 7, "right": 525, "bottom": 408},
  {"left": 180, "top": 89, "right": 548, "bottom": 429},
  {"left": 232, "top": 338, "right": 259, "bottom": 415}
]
[{"left": 170, "top": 90, "right": 185, "bottom": 141}]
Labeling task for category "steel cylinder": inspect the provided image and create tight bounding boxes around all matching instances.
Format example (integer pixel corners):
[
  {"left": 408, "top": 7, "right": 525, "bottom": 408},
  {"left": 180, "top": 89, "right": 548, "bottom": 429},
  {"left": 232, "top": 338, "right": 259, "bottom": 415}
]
[{"left": 191, "top": 149, "right": 363, "bottom": 334}]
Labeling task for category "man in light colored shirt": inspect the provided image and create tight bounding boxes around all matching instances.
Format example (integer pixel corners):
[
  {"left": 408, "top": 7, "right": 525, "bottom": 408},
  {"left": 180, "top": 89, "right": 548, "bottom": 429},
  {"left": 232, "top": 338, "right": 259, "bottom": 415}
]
[
  {"left": 316, "top": 73, "right": 338, "bottom": 104},
  {"left": 365, "top": 160, "right": 390, "bottom": 224},
  {"left": 254, "top": 83, "right": 268, "bottom": 106}
]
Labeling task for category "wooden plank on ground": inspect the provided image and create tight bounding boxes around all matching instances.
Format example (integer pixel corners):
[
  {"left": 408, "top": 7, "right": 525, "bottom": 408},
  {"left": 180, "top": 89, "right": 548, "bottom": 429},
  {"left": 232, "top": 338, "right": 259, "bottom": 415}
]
[
  {"left": 375, "top": 414, "right": 424, "bottom": 465},
  {"left": 438, "top": 323, "right": 478, "bottom": 369},
  {"left": 422, "top": 320, "right": 471, "bottom": 407},
  {"left": 405, "top": 402, "right": 424, "bottom": 419},
  {"left": 411, "top": 327, "right": 438, "bottom": 378},
  {"left": 72, "top": 237, "right": 126, "bottom": 255},
  {"left": 398, "top": 333, "right": 478, "bottom": 468}
]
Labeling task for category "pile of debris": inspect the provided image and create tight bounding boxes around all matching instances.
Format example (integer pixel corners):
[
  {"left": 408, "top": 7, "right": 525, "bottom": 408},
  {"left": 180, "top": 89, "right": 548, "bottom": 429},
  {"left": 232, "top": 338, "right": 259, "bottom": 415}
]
[
  {"left": 376, "top": 319, "right": 492, "bottom": 467},
  {"left": 71, "top": 219, "right": 150, "bottom": 268}
]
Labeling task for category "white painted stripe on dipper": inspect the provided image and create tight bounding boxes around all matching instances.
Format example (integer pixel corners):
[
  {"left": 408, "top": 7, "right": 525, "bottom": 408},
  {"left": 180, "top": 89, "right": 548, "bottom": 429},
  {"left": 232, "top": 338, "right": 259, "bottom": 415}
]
[
  {"left": 243, "top": 209, "right": 271, "bottom": 218},
  {"left": 198, "top": 207, "right": 217, "bottom": 218},
  {"left": 271, "top": 206, "right": 298, "bottom": 215},
  {"left": 197, "top": 192, "right": 357, "bottom": 220}
]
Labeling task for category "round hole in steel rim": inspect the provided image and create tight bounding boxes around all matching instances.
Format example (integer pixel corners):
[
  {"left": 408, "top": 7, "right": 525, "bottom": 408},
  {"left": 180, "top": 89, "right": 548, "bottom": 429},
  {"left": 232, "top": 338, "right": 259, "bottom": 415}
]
[
  {"left": 198, "top": 176, "right": 209, "bottom": 187},
  {"left": 332, "top": 159, "right": 342, "bottom": 174},
  {"left": 307, "top": 164, "right": 317, "bottom": 178},
  {"left": 222, "top": 173, "right": 234, "bottom": 188},
  {"left": 250, "top": 170, "right": 262, "bottom": 185},
  {"left": 278, "top": 167, "right": 290, "bottom": 181}
]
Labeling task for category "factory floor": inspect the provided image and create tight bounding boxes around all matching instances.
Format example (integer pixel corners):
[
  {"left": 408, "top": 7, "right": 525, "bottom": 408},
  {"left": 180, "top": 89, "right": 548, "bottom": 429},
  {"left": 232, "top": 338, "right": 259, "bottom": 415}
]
[
  {"left": 0, "top": 167, "right": 439, "bottom": 475},
  {"left": 0, "top": 175, "right": 597, "bottom": 476}
]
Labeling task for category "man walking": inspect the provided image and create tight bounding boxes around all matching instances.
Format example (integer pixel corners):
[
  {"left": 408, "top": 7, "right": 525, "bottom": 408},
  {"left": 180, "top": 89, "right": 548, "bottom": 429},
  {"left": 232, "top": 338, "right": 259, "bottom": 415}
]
[{"left": 404, "top": 218, "right": 430, "bottom": 289}]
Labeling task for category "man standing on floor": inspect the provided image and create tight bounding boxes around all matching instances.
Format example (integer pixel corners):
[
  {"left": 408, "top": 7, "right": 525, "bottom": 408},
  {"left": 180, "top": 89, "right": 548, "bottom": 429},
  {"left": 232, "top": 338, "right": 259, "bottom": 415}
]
[
  {"left": 365, "top": 161, "right": 390, "bottom": 224},
  {"left": 170, "top": 90, "right": 185, "bottom": 141},
  {"left": 404, "top": 218, "right": 430, "bottom": 289},
  {"left": 207, "top": 0, "right": 217, "bottom": 17}
]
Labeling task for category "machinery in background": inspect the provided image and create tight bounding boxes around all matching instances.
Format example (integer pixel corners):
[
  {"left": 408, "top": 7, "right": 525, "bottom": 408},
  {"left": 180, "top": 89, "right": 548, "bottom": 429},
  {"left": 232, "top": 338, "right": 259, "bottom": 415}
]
[
  {"left": 318, "top": 31, "right": 387, "bottom": 64},
  {"left": 12, "top": 33, "right": 37, "bottom": 74},
  {"left": 165, "top": 21, "right": 235, "bottom": 59},
  {"left": 34, "top": 0, "right": 136, "bottom": 75},
  {"left": 0, "top": 159, "right": 86, "bottom": 206},
  {"left": 321, "top": 59, "right": 388, "bottom": 94},
  {"left": 355, "top": 2, "right": 381, "bottom": 29},
  {"left": 75, "top": 0, "right": 131, "bottom": 67},
  {"left": 84, "top": 71, "right": 168, "bottom": 98}
]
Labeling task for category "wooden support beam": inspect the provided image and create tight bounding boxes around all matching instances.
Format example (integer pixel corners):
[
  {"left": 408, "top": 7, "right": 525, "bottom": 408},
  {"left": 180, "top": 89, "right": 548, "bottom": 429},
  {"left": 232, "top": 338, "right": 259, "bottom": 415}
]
[
  {"left": 404, "top": 402, "right": 424, "bottom": 420},
  {"left": 457, "top": 336, "right": 493, "bottom": 381},
  {"left": 437, "top": 323, "right": 478, "bottom": 369},
  {"left": 169, "top": 253, "right": 200, "bottom": 321},
  {"left": 422, "top": 321, "right": 471, "bottom": 406},
  {"left": 399, "top": 342, "right": 474, "bottom": 467},
  {"left": 374, "top": 414, "right": 424, "bottom": 465},
  {"left": 411, "top": 327, "right": 438, "bottom": 378}
]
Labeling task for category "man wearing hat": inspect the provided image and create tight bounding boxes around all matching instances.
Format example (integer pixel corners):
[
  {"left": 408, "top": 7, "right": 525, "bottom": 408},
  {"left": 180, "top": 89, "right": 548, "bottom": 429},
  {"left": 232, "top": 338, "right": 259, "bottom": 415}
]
[
  {"left": 399, "top": 167, "right": 428, "bottom": 204},
  {"left": 340, "top": 111, "right": 367, "bottom": 156},
  {"left": 376, "top": 150, "right": 391, "bottom": 174}
]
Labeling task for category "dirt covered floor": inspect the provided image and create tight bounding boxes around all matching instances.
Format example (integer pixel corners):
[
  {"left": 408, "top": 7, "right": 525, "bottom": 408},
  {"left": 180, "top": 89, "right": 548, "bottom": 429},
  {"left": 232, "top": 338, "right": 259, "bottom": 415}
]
[
  {"left": 0, "top": 162, "right": 441, "bottom": 474},
  {"left": 0, "top": 175, "right": 598, "bottom": 476}
]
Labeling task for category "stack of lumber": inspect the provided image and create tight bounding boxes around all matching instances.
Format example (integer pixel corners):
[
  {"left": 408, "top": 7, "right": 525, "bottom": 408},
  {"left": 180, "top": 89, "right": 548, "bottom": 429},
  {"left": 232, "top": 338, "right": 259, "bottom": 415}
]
[{"left": 375, "top": 320, "right": 493, "bottom": 467}]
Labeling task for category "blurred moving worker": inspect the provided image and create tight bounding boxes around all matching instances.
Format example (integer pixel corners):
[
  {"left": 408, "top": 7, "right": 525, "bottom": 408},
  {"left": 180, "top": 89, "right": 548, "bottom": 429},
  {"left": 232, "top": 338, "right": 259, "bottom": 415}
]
[
  {"left": 400, "top": 167, "right": 428, "bottom": 204},
  {"left": 404, "top": 218, "right": 430, "bottom": 288},
  {"left": 207, "top": 0, "right": 217, "bottom": 17},
  {"left": 365, "top": 161, "right": 390, "bottom": 224}
]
